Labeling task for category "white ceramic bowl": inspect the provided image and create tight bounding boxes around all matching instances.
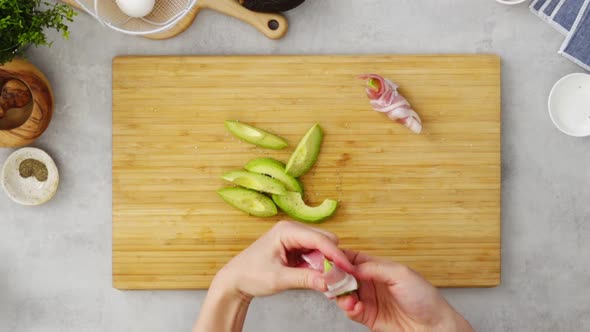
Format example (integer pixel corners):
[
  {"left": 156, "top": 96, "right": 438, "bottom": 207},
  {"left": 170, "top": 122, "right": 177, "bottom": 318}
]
[
  {"left": 1, "top": 147, "right": 59, "bottom": 205},
  {"left": 548, "top": 73, "right": 590, "bottom": 137},
  {"left": 495, "top": 0, "right": 527, "bottom": 5}
]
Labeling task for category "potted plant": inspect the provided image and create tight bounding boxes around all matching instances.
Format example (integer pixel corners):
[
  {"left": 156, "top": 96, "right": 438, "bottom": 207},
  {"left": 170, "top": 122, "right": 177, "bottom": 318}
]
[
  {"left": 1, "top": 1, "right": 75, "bottom": 147},
  {"left": 0, "top": 0, "right": 75, "bottom": 65}
]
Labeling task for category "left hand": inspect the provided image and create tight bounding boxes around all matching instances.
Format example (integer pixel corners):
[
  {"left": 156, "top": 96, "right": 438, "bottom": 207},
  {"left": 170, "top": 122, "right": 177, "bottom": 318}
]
[{"left": 211, "top": 221, "right": 354, "bottom": 301}]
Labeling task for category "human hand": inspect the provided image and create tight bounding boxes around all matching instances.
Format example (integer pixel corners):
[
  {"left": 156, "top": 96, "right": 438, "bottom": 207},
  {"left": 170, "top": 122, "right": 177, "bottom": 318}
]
[
  {"left": 336, "top": 251, "right": 474, "bottom": 332},
  {"left": 212, "top": 221, "right": 354, "bottom": 302},
  {"left": 195, "top": 221, "right": 353, "bottom": 332}
]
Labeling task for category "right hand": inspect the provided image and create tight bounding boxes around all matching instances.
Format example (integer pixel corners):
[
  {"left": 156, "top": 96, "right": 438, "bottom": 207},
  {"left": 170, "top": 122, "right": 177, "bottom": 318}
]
[{"left": 336, "top": 251, "right": 474, "bottom": 332}]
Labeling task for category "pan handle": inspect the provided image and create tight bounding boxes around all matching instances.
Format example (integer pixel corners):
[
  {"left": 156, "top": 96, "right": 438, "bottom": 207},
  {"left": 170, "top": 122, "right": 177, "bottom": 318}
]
[{"left": 199, "top": 0, "right": 288, "bottom": 40}]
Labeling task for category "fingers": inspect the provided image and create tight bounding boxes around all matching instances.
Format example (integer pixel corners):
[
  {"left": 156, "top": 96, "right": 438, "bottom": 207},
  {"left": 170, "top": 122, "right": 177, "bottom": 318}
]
[
  {"left": 278, "top": 267, "right": 327, "bottom": 292},
  {"left": 277, "top": 220, "right": 339, "bottom": 245},
  {"left": 336, "top": 295, "right": 365, "bottom": 323},
  {"left": 355, "top": 260, "right": 414, "bottom": 285},
  {"left": 348, "top": 302, "right": 364, "bottom": 321},
  {"left": 342, "top": 249, "right": 373, "bottom": 265},
  {"left": 310, "top": 227, "right": 339, "bottom": 245},
  {"left": 336, "top": 293, "right": 358, "bottom": 311},
  {"left": 277, "top": 221, "right": 354, "bottom": 272}
]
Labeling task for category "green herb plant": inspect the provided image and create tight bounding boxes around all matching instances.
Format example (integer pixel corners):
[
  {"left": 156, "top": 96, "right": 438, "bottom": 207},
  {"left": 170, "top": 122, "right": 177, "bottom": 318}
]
[{"left": 0, "top": 0, "right": 76, "bottom": 65}]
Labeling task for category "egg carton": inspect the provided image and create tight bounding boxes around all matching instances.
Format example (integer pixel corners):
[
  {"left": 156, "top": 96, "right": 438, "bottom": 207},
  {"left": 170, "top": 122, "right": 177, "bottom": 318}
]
[{"left": 73, "top": 0, "right": 197, "bottom": 35}]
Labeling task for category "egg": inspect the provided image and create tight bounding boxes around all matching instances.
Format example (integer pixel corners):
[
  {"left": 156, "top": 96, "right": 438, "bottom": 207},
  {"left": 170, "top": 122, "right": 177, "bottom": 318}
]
[{"left": 115, "top": 0, "right": 156, "bottom": 18}]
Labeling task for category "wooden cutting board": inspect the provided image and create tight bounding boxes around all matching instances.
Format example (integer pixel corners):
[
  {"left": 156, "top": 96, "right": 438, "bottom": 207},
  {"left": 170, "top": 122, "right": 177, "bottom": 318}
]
[{"left": 113, "top": 55, "right": 501, "bottom": 290}]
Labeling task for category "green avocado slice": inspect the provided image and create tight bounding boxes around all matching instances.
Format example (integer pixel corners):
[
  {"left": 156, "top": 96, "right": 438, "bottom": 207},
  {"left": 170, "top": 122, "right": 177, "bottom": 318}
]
[
  {"left": 218, "top": 187, "right": 277, "bottom": 217},
  {"left": 223, "top": 171, "right": 287, "bottom": 195},
  {"left": 272, "top": 191, "right": 338, "bottom": 224},
  {"left": 245, "top": 158, "right": 303, "bottom": 194},
  {"left": 225, "top": 120, "right": 288, "bottom": 150},
  {"left": 285, "top": 124, "right": 323, "bottom": 177}
]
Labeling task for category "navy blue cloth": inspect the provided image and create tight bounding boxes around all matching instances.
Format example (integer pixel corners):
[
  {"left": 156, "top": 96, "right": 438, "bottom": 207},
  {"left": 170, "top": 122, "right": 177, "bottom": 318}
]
[
  {"left": 531, "top": 0, "right": 549, "bottom": 12},
  {"left": 551, "top": 0, "right": 586, "bottom": 33},
  {"left": 531, "top": 0, "right": 590, "bottom": 71},
  {"left": 543, "top": 0, "right": 561, "bottom": 17},
  {"left": 560, "top": 0, "right": 590, "bottom": 70}
]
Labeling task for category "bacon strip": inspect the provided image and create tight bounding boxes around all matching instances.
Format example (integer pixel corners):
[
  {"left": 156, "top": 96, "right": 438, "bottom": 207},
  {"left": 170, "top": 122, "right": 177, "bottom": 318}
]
[
  {"left": 360, "top": 74, "right": 423, "bottom": 134},
  {"left": 301, "top": 250, "right": 358, "bottom": 298}
]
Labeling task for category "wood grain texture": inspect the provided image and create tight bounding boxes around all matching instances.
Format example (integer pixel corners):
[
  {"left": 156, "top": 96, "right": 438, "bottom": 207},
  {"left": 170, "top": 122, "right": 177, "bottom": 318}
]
[
  {"left": 60, "top": 0, "right": 287, "bottom": 40},
  {"left": 113, "top": 55, "right": 501, "bottom": 290},
  {"left": 0, "top": 59, "right": 54, "bottom": 147}
]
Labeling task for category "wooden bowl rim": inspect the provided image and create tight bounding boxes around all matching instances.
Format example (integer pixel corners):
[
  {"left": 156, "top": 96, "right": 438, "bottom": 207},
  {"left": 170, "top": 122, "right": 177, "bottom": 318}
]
[{"left": 0, "top": 58, "right": 54, "bottom": 146}]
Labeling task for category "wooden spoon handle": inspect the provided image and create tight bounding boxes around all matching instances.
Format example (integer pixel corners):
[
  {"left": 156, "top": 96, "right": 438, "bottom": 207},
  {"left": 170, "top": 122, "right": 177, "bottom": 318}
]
[{"left": 198, "top": 0, "right": 288, "bottom": 39}]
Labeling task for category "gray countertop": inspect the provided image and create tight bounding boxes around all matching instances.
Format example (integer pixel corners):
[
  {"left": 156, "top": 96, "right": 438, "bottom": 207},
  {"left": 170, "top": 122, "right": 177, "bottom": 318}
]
[{"left": 1, "top": 1, "right": 589, "bottom": 331}]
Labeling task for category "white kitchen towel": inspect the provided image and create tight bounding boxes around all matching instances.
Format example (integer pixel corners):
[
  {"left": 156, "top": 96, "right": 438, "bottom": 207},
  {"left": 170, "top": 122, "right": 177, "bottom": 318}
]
[
  {"left": 550, "top": 0, "right": 586, "bottom": 34},
  {"left": 560, "top": 0, "right": 590, "bottom": 70}
]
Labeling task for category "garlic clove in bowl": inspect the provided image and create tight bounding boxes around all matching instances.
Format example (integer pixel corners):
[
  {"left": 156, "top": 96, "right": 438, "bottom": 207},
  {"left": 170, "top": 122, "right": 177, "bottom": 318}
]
[{"left": 115, "top": 0, "right": 156, "bottom": 18}]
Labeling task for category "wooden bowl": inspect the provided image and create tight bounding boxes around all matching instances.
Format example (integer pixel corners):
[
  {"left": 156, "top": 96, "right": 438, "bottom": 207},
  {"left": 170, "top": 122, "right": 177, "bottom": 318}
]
[{"left": 0, "top": 58, "right": 54, "bottom": 147}]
